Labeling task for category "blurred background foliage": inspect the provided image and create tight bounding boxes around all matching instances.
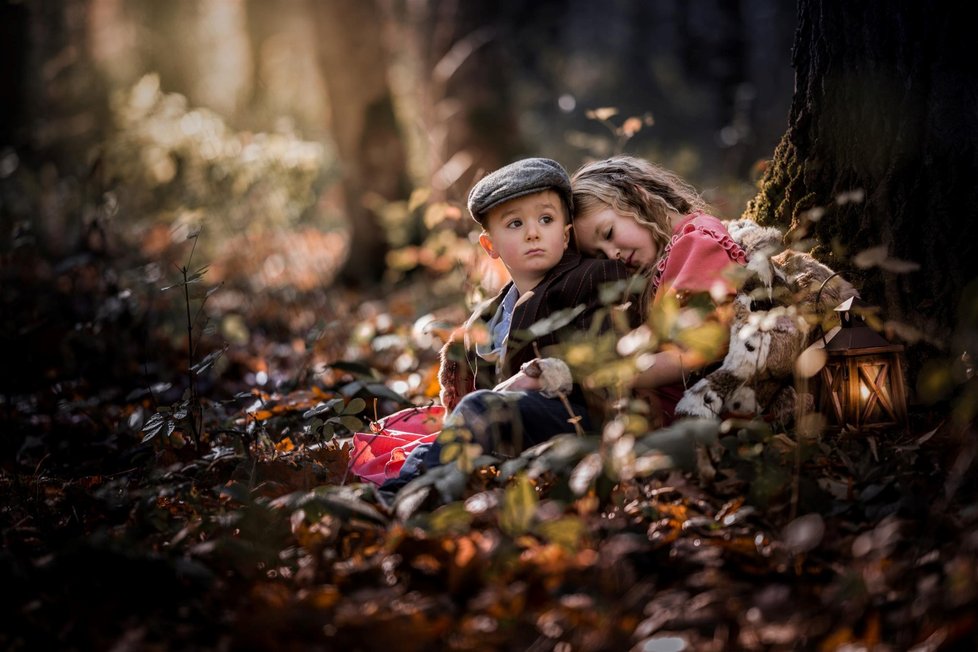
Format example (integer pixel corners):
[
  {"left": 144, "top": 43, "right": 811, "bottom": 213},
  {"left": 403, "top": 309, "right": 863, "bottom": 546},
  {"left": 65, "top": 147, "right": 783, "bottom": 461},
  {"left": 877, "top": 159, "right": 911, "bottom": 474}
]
[
  {"left": 2, "top": 0, "right": 976, "bottom": 423},
  {"left": 0, "top": 0, "right": 794, "bottom": 298},
  {"left": 2, "top": 6, "right": 977, "bottom": 647}
]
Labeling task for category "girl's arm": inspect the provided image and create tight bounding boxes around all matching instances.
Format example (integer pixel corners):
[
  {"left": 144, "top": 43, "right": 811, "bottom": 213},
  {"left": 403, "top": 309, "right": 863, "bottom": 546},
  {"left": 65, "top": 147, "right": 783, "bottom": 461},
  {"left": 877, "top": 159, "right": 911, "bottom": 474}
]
[
  {"left": 631, "top": 220, "right": 744, "bottom": 389},
  {"left": 629, "top": 346, "right": 711, "bottom": 389},
  {"left": 632, "top": 290, "right": 738, "bottom": 391}
]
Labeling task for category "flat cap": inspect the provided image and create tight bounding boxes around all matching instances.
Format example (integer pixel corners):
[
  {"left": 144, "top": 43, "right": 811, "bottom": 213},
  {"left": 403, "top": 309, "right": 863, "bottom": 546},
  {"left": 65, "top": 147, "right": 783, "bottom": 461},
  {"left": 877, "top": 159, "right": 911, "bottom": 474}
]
[{"left": 467, "top": 157, "right": 572, "bottom": 224}]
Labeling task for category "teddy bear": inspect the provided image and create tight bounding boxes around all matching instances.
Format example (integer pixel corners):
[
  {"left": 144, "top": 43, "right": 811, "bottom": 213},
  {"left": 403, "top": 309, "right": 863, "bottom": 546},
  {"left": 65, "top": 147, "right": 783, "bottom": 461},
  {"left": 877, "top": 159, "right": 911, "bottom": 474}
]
[
  {"left": 724, "top": 218, "right": 785, "bottom": 298},
  {"left": 674, "top": 368, "right": 807, "bottom": 427},
  {"left": 724, "top": 219, "right": 859, "bottom": 315},
  {"left": 675, "top": 368, "right": 749, "bottom": 419},
  {"left": 769, "top": 249, "right": 859, "bottom": 326},
  {"left": 721, "top": 294, "right": 811, "bottom": 381},
  {"left": 675, "top": 219, "right": 856, "bottom": 425}
]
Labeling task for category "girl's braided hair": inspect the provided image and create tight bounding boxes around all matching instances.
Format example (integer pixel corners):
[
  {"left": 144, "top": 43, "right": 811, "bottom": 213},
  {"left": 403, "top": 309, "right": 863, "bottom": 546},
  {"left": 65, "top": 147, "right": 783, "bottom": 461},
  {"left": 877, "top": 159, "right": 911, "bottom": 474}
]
[{"left": 570, "top": 156, "right": 708, "bottom": 259}]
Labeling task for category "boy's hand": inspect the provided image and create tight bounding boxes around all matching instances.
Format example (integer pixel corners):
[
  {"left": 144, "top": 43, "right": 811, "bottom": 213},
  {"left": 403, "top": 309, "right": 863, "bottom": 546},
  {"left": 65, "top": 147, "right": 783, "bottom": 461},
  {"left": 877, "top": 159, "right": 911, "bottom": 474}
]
[
  {"left": 493, "top": 357, "right": 572, "bottom": 397},
  {"left": 493, "top": 370, "right": 543, "bottom": 393}
]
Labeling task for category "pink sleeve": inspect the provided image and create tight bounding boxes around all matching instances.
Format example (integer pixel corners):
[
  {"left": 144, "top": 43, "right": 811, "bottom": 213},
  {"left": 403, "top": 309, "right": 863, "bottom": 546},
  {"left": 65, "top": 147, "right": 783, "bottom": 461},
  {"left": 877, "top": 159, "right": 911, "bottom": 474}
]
[{"left": 655, "top": 231, "right": 741, "bottom": 302}]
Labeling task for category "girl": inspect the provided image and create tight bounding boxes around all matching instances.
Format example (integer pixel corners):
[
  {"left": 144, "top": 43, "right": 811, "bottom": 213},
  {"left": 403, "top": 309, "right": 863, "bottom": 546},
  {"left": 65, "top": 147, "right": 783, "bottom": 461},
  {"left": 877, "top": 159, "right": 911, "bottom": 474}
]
[{"left": 570, "top": 155, "right": 748, "bottom": 424}]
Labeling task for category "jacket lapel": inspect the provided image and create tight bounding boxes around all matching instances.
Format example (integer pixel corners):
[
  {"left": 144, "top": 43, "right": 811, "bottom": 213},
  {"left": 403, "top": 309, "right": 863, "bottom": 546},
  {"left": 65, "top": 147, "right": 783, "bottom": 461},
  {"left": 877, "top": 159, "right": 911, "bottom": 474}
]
[{"left": 504, "top": 250, "right": 582, "bottom": 374}]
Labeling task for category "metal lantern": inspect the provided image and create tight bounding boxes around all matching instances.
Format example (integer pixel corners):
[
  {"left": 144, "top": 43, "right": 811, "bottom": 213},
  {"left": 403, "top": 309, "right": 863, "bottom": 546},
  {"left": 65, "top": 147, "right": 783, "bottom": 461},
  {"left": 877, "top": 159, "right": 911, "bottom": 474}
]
[{"left": 817, "top": 297, "right": 909, "bottom": 432}]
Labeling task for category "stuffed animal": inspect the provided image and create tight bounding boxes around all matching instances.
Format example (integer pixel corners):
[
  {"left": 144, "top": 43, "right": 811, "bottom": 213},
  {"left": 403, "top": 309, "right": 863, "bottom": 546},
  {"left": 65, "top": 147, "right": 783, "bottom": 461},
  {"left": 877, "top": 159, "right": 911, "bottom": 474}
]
[
  {"left": 721, "top": 294, "right": 811, "bottom": 380},
  {"left": 494, "top": 357, "right": 573, "bottom": 398},
  {"left": 769, "top": 249, "right": 859, "bottom": 322},
  {"left": 725, "top": 380, "right": 811, "bottom": 426},
  {"left": 675, "top": 220, "right": 856, "bottom": 426},
  {"left": 675, "top": 366, "right": 811, "bottom": 425},
  {"left": 675, "top": 368, "right": 746, "bottom": 419},
  {"left": 724, "top": 218, "right": 784, "bottom": 297},
  {"left": 438, "top": 335, "right": 475, "bottom": 411}
]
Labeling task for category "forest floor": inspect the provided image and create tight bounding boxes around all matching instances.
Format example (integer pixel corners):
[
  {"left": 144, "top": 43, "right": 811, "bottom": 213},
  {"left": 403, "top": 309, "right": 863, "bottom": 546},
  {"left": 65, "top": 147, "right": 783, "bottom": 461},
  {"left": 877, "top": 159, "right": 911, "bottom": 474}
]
[{"left": 2, "top": 240, "right": 977, "bottom": 652}]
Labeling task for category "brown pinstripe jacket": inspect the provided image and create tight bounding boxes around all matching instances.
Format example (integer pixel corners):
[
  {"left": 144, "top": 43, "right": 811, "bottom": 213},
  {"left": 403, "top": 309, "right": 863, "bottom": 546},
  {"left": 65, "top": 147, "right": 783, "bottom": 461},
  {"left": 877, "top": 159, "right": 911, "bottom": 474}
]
[{"left": 438, "top": 250, "right": 640, "bottom": 414}]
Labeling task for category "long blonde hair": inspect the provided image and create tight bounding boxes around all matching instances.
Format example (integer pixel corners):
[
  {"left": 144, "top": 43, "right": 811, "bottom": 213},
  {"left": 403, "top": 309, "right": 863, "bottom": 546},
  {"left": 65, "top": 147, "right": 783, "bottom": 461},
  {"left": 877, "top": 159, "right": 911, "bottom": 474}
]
[{"left": 571, "top": 156, "right": 708, "bottom": 261}]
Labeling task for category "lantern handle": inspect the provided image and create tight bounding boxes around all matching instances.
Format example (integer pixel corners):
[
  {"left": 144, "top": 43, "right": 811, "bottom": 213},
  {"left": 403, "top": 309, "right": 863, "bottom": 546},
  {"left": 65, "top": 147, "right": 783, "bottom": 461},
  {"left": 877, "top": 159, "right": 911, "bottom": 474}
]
[{"left": 815, "top": 271, "right": 843, "bottom": 346}]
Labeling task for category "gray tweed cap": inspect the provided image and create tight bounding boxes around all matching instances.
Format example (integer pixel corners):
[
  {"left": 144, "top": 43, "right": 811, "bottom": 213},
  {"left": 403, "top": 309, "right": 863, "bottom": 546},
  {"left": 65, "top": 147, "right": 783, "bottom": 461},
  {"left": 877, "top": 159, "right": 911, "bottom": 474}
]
[{"left": 467, "top": 157, "right": 573, "bottom": 224}]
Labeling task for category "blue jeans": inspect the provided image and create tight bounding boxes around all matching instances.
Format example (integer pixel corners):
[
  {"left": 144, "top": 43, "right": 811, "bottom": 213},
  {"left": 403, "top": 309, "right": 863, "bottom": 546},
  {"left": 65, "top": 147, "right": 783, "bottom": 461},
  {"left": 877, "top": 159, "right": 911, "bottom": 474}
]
[{"left": 381, "top": 390, "right": 591, "bottom": 492}]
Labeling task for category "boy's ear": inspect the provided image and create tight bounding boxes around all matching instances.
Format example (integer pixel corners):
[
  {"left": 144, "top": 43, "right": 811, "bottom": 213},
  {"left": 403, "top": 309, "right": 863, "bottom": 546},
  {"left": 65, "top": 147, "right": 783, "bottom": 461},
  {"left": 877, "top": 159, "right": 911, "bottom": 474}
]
[
  {"left": 478, "top": 232, "right": 499, "bottom": 259},
  {"left": 563, "top": 223, "right": 572, "bottom": 248}
]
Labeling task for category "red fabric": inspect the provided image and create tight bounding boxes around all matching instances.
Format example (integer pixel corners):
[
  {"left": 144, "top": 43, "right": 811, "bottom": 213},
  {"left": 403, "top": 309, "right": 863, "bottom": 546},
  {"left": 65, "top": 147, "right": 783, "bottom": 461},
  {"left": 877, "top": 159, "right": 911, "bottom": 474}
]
[
  {"left": 349, "top": 405, "right": 445, "bottom": 485},
  {"left": 652, "top": 213, "right": 748, "bottom": 302},
  {"left": 649, "top": 213, "right": 748, "bottom": 421}
]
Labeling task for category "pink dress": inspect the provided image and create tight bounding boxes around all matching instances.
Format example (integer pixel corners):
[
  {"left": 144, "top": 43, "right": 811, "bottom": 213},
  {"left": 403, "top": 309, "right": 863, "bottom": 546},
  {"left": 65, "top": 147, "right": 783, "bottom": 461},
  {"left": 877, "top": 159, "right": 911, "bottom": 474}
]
[
  {"left": 651, "top": 212, "right": 747, "bottom": 302},
  {"left": 647, "top": 212, "right": 747, "bottom": 423}
]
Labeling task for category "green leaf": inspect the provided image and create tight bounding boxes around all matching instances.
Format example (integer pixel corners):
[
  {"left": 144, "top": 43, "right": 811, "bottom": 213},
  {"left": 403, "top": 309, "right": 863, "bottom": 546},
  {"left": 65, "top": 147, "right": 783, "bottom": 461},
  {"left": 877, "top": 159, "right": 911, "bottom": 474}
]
[
  {"left": 343, "top": 397, "right": 367, "bottom": 415},
  {"left": 335, "top": 415, "right": 364, "bottom": 433},
  {"left": 303, "top": 398, "right": 344, "bottom": 419},
  {"left": 141, "top": 424, "right": 164, "bottom": 443},
  {"left": 497, "top": 457, "right": 529, "bottom": 481},
  {"left": 523, "top": 305, "right": 587, "bottom": 339},
  {"left": 271, "top": 486, "right": 387, "bottom": 525},
  {"left": 143, "top": 412, "right": 165, "bottom": 428},
  {"left": 632, "top": 419, "right": 721, "bottom": 471},
  {"left": 535, "top": 515, "right": 585, "bottom": 551},
  {"left": 363, "top": 382, "right": 412, "bottom": 406},
  {"left": 191, "top": 345, "right": 228, "bottom": 374},
  {"left": 499, "top": 473, "right": 538, "bottom": 536},
  {"left": 427, "top": 502, "right": 473, "bottom": 535},
  {"left": 598, "top": 278, "right": 631, "bottom": 305},
  {"left": 140, "top": 413, "right": 169, "bottom": 443},
  {"left": 393, "top": 483, "right": 432, "bottom": 521},
  {"left": 523, "top": 434, "right": 599, "bottom": 479}
]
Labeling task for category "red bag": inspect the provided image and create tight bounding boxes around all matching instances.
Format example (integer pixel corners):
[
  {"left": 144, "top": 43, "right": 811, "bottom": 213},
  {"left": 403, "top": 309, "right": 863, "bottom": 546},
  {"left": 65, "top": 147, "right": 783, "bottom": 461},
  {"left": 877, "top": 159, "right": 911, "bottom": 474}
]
[{"left": 349, "top": 405, "right": 445, "bottom": 485}]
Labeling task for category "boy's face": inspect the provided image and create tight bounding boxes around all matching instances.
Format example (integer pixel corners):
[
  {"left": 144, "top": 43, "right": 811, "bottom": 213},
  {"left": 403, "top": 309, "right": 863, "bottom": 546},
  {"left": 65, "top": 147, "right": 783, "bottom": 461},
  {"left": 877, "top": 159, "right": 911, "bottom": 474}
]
[{"left": 479, "top": 190, "right": 571, "bottom": 292}]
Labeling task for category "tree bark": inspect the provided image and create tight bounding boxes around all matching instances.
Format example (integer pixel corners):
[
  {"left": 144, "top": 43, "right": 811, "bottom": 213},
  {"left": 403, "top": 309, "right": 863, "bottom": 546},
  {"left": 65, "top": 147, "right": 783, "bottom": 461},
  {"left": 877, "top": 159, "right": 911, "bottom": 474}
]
[
  {"left": 0, "top": 1, "right": 29, "bottom": 150},
  {"left": 21, "top": 0, "right": 108, "bottom": 171},
  {"left": 125, "top": 0, "right": 253, "bottom": 121},
  {"left": 9, "top": 0, "right": 110, "bottom": 256},
  {"left": 743, "top": 0, "right": 978, "bottom": 373},
  {"left": 381, "top": 0, "right": 524, "bottom": 201},
  {"left": 309, "top": 0, "right": 408, "bottom": 286}
]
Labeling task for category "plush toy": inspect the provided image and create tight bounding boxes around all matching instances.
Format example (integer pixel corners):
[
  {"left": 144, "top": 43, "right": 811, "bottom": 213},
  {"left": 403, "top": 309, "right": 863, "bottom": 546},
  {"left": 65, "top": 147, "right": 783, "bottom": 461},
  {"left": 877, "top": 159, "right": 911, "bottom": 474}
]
[
  {"left": 724, "top": 218, "right": 784, "bottom": 297},
  {"left": 675, "top": 368, "right": 808, "bottom": 426},
  {"left": 721, "top": 294, "right": 811, "bottom": 380},
  {"left": 769, "top": 249, "right": 859, "bottom": 322},
  {"left": 493, "top": 357, "right": 573, "bottom": 398},
  {"left": 675, "top": 368, "right": 746, "bottom": 419},
  {"left": 725, "top": 381, "right": 812, "bottom": 426},
  {"left": 438, "top": 334, "right": 474, "bottom": 411},
  {"left": 675, "top": 220, "right": 857, "bottom": 426}
]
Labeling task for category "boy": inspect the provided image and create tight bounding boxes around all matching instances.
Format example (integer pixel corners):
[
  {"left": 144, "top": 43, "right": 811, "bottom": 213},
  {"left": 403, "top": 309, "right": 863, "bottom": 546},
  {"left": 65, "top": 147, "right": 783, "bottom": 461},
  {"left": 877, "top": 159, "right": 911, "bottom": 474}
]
[{"left": 384, "top": 158, "right": 636, "bottom": 488}]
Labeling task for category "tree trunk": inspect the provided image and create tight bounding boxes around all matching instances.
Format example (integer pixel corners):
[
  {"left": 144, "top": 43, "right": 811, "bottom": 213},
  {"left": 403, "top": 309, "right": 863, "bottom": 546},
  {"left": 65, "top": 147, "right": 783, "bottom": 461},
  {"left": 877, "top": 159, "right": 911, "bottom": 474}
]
[
  {"left": 242, "top": 0, "right": 328, "bottom": 138},
  {"left": 21, "top": 0, "right": 108, "bottom": 171},
  {"left": 0, "top": 1, "right": 29, "bottom": 150},
  {"left": 12, "top": 0, "right": 110, "bottom": 256},
  {"left": 381, "top": 0, "right": 524, "bottom": 201},
  {"left": 309, "top": 0, "right": 408, "bottom": 286},
  {"left": 122, "top": 0, "right": 253, "bottom": 121},
  {"left": 743, "top": 0, "right": 978, "bottom": 377}
]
